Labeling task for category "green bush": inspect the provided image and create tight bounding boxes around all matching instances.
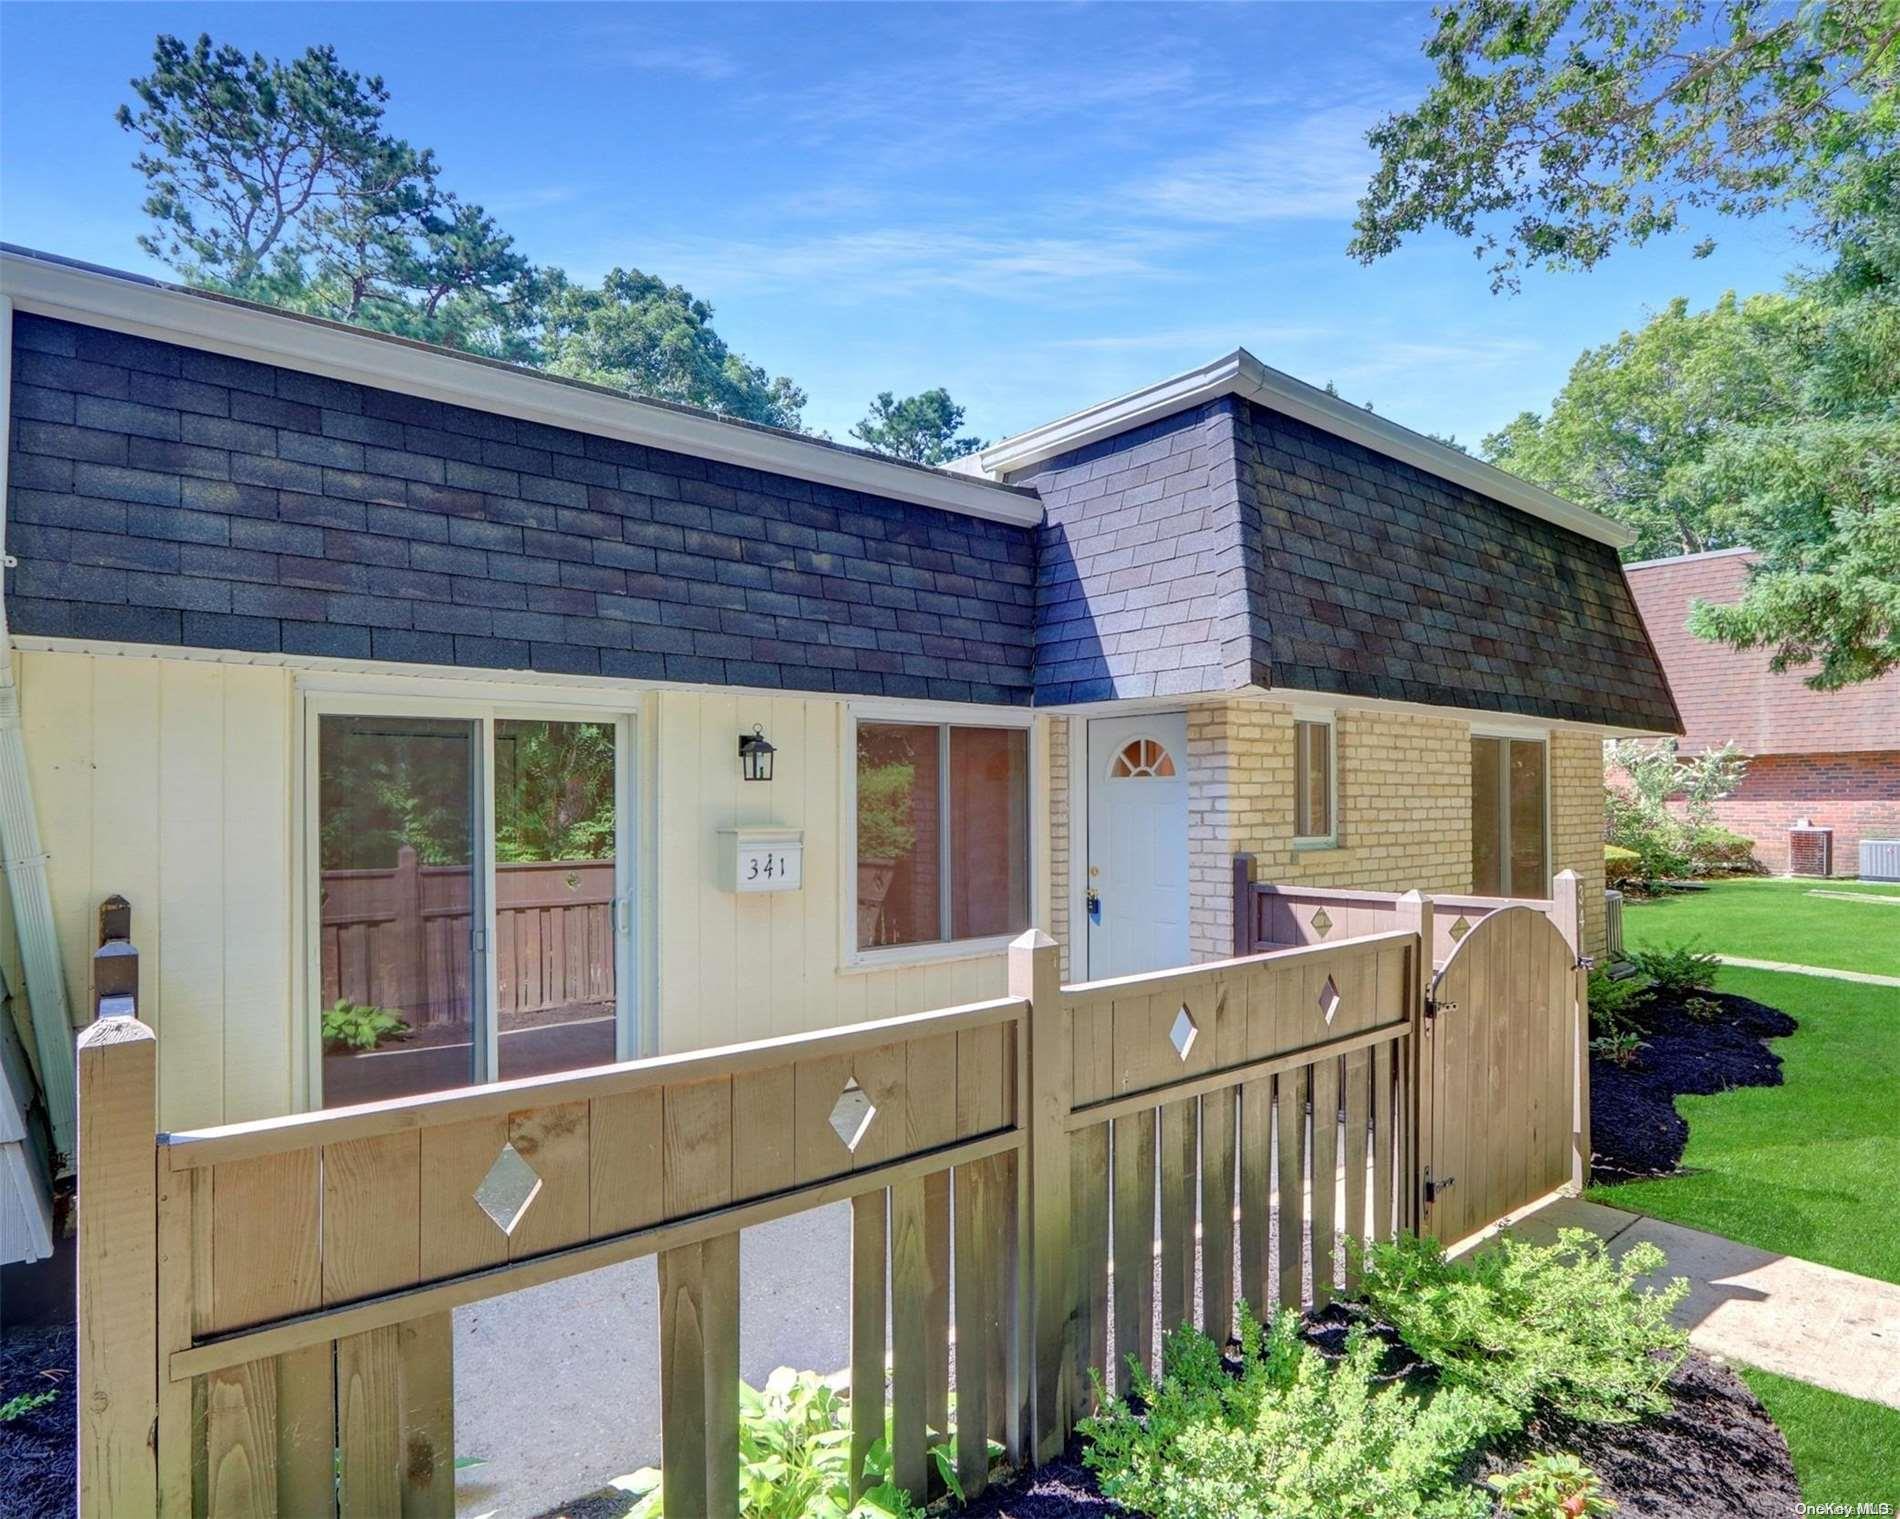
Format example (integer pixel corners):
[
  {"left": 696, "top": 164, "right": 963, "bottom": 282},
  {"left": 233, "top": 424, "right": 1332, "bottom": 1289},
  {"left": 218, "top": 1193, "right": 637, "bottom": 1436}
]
[
  {"left": 1603, "top": 845, "right": 1643, "bottom": 888},
  {"left": 1079, "top": 1309, "right": 1502, "bottom": 1519},
  {"left": 621, "top": 1367, "right": 979, "bottom": 1518},
  {"left": 1628, "top": 944, "right": 1722, "bottom": 999},
  {"left": 320, "top": 999, "right": 412, "bottom": 1053},
  {"left": 1586, "top": 967, "right": 1652, "bottom": 1040},
  {"left": 1356, "top": 1229, "right": 1688, "bottom": 1425},
  {"left": 1488, "top": 1453, "right": 1616, "bottom": 1516},
  {"left": 1685, "top": 824, "right": 1758, "bottom": 876}
]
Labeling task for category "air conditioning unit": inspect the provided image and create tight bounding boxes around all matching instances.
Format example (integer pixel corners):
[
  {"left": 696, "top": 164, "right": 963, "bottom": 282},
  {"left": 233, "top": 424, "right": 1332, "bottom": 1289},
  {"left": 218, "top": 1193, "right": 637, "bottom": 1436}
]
[
  {"left": 1788, "top": 821, "right": 1832, "bottom": 877},
  {"left": 1861, "top": 839, "right": 1900, "bottom": 883}
]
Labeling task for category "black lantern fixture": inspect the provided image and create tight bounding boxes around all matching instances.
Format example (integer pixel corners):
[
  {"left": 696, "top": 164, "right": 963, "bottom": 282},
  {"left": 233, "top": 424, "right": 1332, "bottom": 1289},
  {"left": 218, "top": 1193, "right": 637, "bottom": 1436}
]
[{"left": 738, "top": 724, "right": 776, "bottom": 782}]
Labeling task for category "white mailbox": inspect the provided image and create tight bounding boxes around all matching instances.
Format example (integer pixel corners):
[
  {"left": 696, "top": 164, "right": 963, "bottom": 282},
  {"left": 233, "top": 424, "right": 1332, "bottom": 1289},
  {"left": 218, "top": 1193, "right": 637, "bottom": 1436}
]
[{"left": 718, "top": 826, "right": 804, "bottom": 893}]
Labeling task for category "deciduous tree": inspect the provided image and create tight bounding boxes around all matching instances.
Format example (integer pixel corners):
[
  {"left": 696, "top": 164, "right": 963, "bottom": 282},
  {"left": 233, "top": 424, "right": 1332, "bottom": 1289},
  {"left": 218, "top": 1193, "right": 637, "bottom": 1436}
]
[{"left": 850, "top": 388, "right": 987, "bottom": 464}]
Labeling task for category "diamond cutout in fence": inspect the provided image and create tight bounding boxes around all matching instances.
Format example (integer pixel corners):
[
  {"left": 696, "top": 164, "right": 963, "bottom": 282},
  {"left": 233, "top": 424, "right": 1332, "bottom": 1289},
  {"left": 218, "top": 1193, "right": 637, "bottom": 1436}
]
[
  {"left": 1169, "top": 1006, "right": 1198, "bottom": 1062},
  {"left": 1310, "top": 907, "right": 1333, "bottom": 938},
  {"left": 1317, "top": 975, "right": 1341, "bottom": 1025},
  {"left": 829, "top": 1078, "right": 878, "bottom": 1153},
  {"left": 1449, "top": 915, "right": 1472, "bottom": 944},
  {"left": 474, "top": 1142, "right": 543, "bottom": 1237}
]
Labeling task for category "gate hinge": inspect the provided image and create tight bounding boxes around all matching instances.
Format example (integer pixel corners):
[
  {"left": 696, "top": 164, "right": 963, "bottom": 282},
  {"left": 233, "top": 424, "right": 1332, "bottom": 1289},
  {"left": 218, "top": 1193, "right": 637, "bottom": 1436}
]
[{"left": 1424, "top": 1167, "right": 1455, "bottom": 1205}]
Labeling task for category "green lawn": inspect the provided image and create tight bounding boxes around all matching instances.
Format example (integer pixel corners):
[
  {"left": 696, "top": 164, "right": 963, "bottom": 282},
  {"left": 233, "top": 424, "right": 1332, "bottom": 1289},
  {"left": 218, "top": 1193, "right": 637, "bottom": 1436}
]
[
  {"left": 1739, "top": 1367, "right": 1900, "bottom": 1507},
  {"left": 1588, "top": 967, "right": 1900, "bottom": 1285},
  {"left": 1621, "top": 876, "right": 1900, "bottom": 977}
]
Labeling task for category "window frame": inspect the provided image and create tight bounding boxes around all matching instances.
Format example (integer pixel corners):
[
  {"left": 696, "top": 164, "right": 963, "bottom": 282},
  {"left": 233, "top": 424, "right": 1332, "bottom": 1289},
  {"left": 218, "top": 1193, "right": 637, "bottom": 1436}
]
[
  {"left": 1469, "top": 723, "right": 1551, "bottom": 898},
  {"left": 1291, "top": 708, "right": 1338, "bottom": 850},
  {"left": 295, "top": 680, "right": 641, "bottom": 1111},
  {"left": 843, "top": 701, "right": 1039, "bottom": 970}
]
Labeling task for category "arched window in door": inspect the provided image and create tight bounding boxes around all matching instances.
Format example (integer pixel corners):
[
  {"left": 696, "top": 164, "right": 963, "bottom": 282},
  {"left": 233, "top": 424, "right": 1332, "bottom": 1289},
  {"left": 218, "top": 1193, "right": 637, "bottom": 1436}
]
[{"left": 1109, "top": 737, "right": 1177, "bottom": 779}]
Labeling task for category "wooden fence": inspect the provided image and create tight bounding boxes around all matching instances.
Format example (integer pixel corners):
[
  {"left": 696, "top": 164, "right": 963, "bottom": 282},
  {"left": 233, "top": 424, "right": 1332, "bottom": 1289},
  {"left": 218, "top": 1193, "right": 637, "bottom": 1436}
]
[
  {"left": 75, "top": 877, "right": 1587, "bottom": 1517},
  {"left": 320, "top": 850, "right": 615, "bottom": 1027},
  {"left": 1232, "top": 854, "right": 1568, "bottom": 966}
]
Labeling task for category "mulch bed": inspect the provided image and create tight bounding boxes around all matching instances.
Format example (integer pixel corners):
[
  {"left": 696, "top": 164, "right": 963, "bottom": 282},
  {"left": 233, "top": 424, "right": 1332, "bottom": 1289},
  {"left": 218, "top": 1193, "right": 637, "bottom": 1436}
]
[
  {"left": 0, "top": 1322, "right": 77, "bottom": 1519},
  {"left": 1589, "top": 989, "right": 1797, "bottom": 1181},
  {"left": 961, "top": 1308, "right": 1799, "bottom": 1519}
]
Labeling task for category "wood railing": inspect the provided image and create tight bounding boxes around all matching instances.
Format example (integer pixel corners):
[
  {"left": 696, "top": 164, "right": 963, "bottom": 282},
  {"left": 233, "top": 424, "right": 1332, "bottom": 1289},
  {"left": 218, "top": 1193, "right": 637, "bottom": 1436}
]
[
  {"left": 1232, "top": 853, "right": 1566, "bottom": 966},
  {"left": 75, "top": 889, "right": 1585, "bottom": 1516}
]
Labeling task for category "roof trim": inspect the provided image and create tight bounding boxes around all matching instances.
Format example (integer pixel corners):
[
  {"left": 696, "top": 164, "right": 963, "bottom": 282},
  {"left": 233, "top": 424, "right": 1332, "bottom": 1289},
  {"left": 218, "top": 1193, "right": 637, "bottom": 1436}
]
[
  {"left": 0, "top": 247, "right": 1043, "bottom": 529},
  {"left": 1623, "top": 545, "right": 1755, "bottom": 572},
  {"left": 974, "top": 348, "right": 1639, "bottom": 549}
]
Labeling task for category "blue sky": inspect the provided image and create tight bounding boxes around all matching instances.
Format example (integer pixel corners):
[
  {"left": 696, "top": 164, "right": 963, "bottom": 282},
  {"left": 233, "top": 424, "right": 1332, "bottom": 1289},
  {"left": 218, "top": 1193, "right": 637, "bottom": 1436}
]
[{"left": 1, "top": 2, "right": 1811, "bottom": 450}]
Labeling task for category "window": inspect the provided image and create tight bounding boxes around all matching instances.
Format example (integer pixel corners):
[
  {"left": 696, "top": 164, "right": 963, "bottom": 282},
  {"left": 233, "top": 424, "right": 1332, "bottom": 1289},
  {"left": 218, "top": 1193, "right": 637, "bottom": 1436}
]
[
  {"left": 1293, "top": 716, "right": 1334, "bottom": 845},
  {"left": 855, "top": 720, "right": 1030, "bottom": 953},
  {"left": 1110, "top": 738, "right": 1176, "bottom": 778},
  {"left": 1472, "top": 734, "right": 1548, "bottom": 896},
  {"left": 310, "top": 700, "right": 628, "bottom": 1108}
]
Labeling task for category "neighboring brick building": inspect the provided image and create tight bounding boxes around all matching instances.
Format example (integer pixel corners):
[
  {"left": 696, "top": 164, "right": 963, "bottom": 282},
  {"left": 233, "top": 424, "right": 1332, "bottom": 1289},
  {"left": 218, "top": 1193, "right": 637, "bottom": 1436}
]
[{"left": 1625, "top": 547, "right": 1900, "bottom": 875}]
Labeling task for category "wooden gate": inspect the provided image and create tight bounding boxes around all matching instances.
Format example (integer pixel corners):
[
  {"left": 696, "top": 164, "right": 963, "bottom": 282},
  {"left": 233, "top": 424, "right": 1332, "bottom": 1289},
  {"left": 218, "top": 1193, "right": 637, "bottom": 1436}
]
[{"left": 1421, "top": 894, "right": 1587, "bottom": 1244}]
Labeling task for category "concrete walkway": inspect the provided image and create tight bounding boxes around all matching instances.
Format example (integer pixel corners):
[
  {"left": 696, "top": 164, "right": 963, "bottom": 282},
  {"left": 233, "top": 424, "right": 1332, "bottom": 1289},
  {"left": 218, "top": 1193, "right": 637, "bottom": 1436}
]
[
  {"left": 1711, "top": 954, "right": 1900, "bottom": 988},
  {"left": 1507, "top": 1196, "right": 1900, "bottom": 1410}
]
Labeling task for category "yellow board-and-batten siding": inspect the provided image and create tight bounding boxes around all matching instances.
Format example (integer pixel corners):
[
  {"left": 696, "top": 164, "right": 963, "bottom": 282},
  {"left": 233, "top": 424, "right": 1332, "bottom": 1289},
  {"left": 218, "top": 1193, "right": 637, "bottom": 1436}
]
[{"left": 0, "top": 647, "right": 1044, "bottom": 1129}]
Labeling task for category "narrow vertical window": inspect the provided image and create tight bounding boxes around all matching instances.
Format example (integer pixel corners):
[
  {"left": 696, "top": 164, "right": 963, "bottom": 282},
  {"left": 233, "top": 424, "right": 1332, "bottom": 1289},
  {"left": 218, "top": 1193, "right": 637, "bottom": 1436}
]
[
  {"left": 1293, "top": 717, "right": 1334, "bottom": 844},
  {"left": 1472, "top": 734, "right": 1548, "bottom": 896},
  {"left": 856, "top": 721, "right": 1030, "bottom": 952}
]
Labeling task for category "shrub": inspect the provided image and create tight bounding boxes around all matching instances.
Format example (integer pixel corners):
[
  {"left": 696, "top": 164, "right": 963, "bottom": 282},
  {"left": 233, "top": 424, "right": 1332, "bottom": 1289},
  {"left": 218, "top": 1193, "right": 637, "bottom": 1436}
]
[
  {"left": 1586, "top": 968, "right": 1652, "bottom": 1040},
  {"left": 1589, "top": 1031, "right": 1645, "bottom": 1067},
  {"left": 1685, "top": 824, "right": 1758, "bottom": 876},
  {"left": 1628, "top": 944, "right": 1721, "bottom": 999},
  {"left": 1080, "top": 1309, "right": 1501, "bottom": 1519},
  {"left": 321, "top": 999, "right": 411, "bottom": 1053},
  {"left": 1603, "top": 845, "right": 1643, "bottom": 888},
  {"left": 1488, "top": 1454, "right": 1616, "bottom": 1516},
  {"left": 1603, "top": 793, "right": 1690, "bottom": 883},
  {"left": 1356, "top": 1230, "right": 1688, "bottom": 1425},
  {"left": 623, "top": 1367, "right": 936, "bottom": 1517}
]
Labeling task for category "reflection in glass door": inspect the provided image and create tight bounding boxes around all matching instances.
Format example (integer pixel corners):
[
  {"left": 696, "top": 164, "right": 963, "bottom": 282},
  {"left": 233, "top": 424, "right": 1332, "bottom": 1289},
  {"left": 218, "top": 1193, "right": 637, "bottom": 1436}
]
[
  {"left": 493, "top": 719, "right": 618, "bottom": 1081},
  {"left": 315, "top": 707, "right": 629, "bottom": 1108},
  {"left": 318, "top": 715, "right": 483, "bottom": 1107}
]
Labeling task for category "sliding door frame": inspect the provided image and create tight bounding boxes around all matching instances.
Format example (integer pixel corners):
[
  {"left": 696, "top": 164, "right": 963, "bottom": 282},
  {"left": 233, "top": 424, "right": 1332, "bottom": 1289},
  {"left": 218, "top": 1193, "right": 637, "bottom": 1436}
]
[{"left": 297, "top": 679, "right": 640, "bottom": 1111}]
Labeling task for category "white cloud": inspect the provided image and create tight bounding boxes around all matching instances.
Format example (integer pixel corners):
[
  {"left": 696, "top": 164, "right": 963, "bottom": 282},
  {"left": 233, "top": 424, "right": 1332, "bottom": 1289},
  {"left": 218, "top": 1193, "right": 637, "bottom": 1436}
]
[
  {"left": 639, "top": 225, "right": 1185, "bottom": 303},
  {"left": 613, "top": 42, "right": 740, "bottom": 81},
  {"left": 1130, "top": 106, "right": 1378, "bottom": 224}
]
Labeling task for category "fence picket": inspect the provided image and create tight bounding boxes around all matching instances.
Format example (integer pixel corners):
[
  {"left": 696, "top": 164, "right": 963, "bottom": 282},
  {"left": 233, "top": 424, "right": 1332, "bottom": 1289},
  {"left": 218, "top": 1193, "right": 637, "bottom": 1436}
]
[
  {"left": 1238, "top": 1077, "right": 1270, "bottom": 1315},
  {"left": 954, "top": 1160, "right": 992, "bottom": 1497},
  {"left": 1274, "top": 1068, "right": 1302, "bottom": 1310},
  {"left": 1158, "top": 1097, "right": 1194, "bottom": 1336},
  {"left": 1309, "top": 1052, "right": 1339, "bottom": 1307},
  {"left": 890, "top": 1176, "right": 930, "bottom": 1502},
  {"left": 849, "top": 1190, "right": 887, "bottom": 1499},
  {"left": 1110, "top": 1110, "right": 1155, "bottom": 1390},
  {"left": 1342, "top": 1048, "right": 1369, "bottom": 1291}
]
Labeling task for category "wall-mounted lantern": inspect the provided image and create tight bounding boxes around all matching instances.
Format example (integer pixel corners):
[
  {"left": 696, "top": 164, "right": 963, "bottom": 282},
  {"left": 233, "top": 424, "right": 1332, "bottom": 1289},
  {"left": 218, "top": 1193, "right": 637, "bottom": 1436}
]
[{"left": 738, "top": 725, "right": 776, "bottom": 782}]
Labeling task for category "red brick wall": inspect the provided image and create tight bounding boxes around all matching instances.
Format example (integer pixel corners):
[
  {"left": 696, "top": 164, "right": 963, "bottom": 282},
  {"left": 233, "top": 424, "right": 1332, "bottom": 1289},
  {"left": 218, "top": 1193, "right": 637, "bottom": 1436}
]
[{"left": 1694, "top": 751, "right": 1900, "bottom": 875}]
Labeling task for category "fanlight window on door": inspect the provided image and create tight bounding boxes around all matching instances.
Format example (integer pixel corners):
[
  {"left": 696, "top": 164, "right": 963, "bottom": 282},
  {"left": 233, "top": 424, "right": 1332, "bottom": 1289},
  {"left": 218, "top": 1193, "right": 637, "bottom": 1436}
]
[{"left": 1110, "top": 738, "right": 1176, "bottom": 779}]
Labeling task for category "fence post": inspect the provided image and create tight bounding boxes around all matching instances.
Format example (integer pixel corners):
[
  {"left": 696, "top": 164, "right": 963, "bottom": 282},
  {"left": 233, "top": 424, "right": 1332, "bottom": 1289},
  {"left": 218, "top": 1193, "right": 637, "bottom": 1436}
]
[
  {"left": 76, "top": 1015, "right": 159, "bottom": 1519},
  {"left": 393, "top": 844, "right": 426, "bottom": 1019},
  {"left": 1231, "top": 853, "right": 1256, "bottom": 957},
  {"left": 1551, "top": 869, "right": 1591, "bottom": 1190},
  {"left": 1395, "top": 890, "right": 1434, "bottom": 1235},
  {"left": 1011, "top": 928, "right": 1068, "bottom": 1463}
]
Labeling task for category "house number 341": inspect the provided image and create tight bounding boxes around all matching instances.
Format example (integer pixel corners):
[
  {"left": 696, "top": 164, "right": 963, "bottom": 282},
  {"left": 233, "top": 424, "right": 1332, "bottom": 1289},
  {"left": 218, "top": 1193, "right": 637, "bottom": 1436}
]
[{"left": 735, "top": 843, "right": 802, "bottom": 893}]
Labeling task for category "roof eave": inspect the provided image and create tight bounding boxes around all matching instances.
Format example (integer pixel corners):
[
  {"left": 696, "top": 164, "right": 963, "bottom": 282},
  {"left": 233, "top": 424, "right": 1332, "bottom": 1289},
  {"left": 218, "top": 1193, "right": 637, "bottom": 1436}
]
[
  {"left": 0, "top": 247, "right": 1044, "bottom": 529},
  {"left": 977, "top": 347, "right": 1639, "bottom": 551}
]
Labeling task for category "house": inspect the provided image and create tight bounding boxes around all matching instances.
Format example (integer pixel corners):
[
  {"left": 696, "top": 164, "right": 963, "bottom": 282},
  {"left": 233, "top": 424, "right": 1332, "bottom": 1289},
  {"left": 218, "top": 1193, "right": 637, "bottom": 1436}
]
[
  {"left": 1625, "top": 546, "right": 1900, "bottom": 876},
  {"left": 0, "top": 246, "right": 1679, "bottom": 1142}
]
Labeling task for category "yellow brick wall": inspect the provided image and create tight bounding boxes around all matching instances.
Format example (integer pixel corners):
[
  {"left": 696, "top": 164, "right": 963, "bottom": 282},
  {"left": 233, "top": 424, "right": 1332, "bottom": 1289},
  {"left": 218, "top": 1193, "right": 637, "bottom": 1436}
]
[
  {"left": 1181, "top": 696, "right": 1607, "bottom": 960},
  {"left": 1550, "top": 729, "right": 1608, "bottom": 958}
]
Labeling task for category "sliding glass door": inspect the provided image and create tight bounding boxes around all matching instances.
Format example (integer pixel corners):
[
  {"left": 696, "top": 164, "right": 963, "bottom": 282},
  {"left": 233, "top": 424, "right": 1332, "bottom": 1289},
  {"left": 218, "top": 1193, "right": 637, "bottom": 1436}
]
[{"left": 312, "top": 701, "right": 631, "bottom": 1108}]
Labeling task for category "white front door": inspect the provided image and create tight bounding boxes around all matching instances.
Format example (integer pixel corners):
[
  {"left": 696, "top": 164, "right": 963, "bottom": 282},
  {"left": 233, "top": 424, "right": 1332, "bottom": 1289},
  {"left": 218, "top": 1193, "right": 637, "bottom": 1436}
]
[{"left": 1086, "top": 713, "right": 1190, "bottom": 979}]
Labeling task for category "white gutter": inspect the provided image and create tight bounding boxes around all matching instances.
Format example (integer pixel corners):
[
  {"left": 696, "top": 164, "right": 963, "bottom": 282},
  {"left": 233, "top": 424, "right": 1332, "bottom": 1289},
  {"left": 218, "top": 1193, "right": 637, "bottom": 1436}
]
[
  {"left": 973, "top": 348, "right": 1639, "bottom": 551},
  {"left": 0, "top": 291, "right": 79, "bottom": 1164},
  {"left": 0, "top": 247, "right": 1045, "bottom": 530}
]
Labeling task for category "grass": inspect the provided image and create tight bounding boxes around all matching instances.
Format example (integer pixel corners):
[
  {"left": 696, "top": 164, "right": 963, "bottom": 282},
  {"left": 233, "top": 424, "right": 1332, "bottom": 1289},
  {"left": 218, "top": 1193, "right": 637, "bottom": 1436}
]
[
  {"left": 1621, "top": 875, "right": 1900, "bottom": 977},
  {"left": 1738, "top": 1367, "right": 1900, "bottom": 1506},
  {"left": 1588, "top": 967, "right": 1900, "bottom": 1285}
]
